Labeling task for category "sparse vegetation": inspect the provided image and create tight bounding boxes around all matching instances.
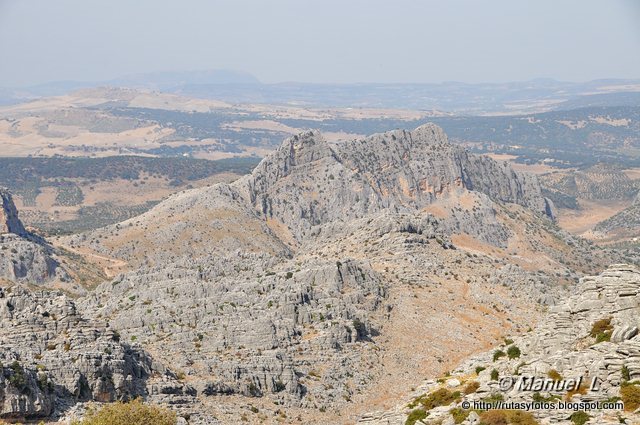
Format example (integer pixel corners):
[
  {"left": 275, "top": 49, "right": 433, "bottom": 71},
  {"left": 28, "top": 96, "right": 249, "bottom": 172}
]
[
  {"left": 463, "top": 381, "right": 480, "bottom": 395},
  {"left": 621, "top": 365, "right": 630, "bottom": 382},
  {"left": 547, "top": 369, "right": 562, "bottom": 381},
  {"left": 620, "top": 381, "right": 640, "bottom": 411},
  {"left": 70, "top": 398, "right": 176, "bottom": 425},
  {"left": 449, "top": 407, "right": 470, "bottom": 424},
  {"left": 409, "top": 388, "right": 461, "bottom": 411},
  {"left": 507, "top": 345, "right": 521, "bottom": 359},
  {"left": 590, "top": 317, "right": 613, "bottom": 343},
  {"left": 570, "top": 411, "right": 590, "bottom": 425},
  {"left": 405, "top": 408, "right": 427, "bottom": 425},
  {"left": 478, "top": 409, "right": 539, "bottom": 425}
]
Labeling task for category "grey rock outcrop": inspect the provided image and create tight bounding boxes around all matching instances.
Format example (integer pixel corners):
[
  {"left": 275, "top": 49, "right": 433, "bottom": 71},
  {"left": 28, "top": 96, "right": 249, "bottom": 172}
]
[
  {"left": 236, "top": 125, "right": 555, "bottom": 244},
  {"left": 79, "top": 255, "right": 387, "bottom": 410},
  {"left": 0, "top": 189, "right": 26, "bottom": 237},
  {"left": 0, "top": 285, "right": 185, "bottom": 420},
  {"left": 0, "top": 189, "right": 70, "bottom": 287},
  {"left": 0, "top": 234, "right": 67, "bottom": 285}
]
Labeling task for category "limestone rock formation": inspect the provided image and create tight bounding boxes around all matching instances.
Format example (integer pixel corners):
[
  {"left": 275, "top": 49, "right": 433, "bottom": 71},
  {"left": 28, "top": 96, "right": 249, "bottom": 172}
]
[
  {"left": 0, "top": 188, "right": 26, "bottom": 237},
  {"left": 0, "top": 285, "right": 191, "bottom": 421},
  {"left": 0, "top": 189, "right": 71, "bottom": 287},
  {"left": 238, "top": 125, "right": 556, "bottom": 244}
]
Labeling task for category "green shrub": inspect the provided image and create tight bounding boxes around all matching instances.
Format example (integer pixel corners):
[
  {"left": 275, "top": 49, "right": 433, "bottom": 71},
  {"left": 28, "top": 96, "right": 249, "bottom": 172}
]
[
  {"left": 532, "top": 392, "right": 559, "bottom": 403},
  {"left": 405, "top": 408, "right": 427, "bottom": 425},
  {"left": 507, "top": 345, "right": 521, "bottom": 359},
  {"left": 570, "top": 411, "right": 590, "bottom": 425},
  {"left": 621, "top": 365, "right": 630, "bottom": 382},
  {"left": 71, "top": 399, "right": 176, "bottom": 425},
  {"left": 490, "top": 369, "right": 499, "bottom": 381},
  {"left": 8, "top": 361, "right": 28, "bottom": 393},
  {"left": 493, "top": 350, "right": 506, "bottom": 361},
  {"left": 411, "top": 388, "right": 461, "bottom": 410},
  {"left": 482, "top": 393, "right": 505, "bottom": 404},
  {"left": 475, "top": 366, "right": 486, "bottom": 375},
  {"left": 450, "top": 407, "right": 470, "bottom": 424}
]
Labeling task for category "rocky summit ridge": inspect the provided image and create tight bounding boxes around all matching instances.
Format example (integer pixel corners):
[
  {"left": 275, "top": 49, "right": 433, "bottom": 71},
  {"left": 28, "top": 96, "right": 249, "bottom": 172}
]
[
  {"left": 238, "top": 124, "right": 555, "bottom": 245},
  {"left": 0, "top": 124, "right": 631, "bottom": 424}
]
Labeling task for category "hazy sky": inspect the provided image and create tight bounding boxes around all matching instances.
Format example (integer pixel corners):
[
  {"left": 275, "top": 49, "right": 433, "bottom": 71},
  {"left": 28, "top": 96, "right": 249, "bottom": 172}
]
[{"left": 1, "top": 0, "right": 639, "bottom": 87}]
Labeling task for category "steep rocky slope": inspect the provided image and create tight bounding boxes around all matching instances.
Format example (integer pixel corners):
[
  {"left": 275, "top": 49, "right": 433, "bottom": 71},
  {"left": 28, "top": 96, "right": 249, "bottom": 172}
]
[
  {"left": 541, "top": 164, "right": 638, "bottom": 203},
  {"left": 594, "top": 191, "right": 640, "bottom": 241},
  {"left": 0, "top": 188, "right": 72, "bottom": 288},
  {"left": 359, "top": 264, "right": 640, "bottom": 425},
  {"left": 0, "top": 189, "right": 26, "bottom": 236}
]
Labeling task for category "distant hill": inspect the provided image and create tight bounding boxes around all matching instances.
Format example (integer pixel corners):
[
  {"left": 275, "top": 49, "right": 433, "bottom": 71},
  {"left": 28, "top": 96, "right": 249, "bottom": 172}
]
[{"left": 2, "top": 76, "right": 639, "bottom": 114}]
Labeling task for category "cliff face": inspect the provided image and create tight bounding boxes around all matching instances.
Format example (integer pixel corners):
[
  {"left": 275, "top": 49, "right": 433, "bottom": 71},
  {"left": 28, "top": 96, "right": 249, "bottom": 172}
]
[
  {"left": 238, "top": 124, "right": 555, "bottom": 244},
  {"left": 0, "top": 189, "right": 26, "bottom": 237},
  {"left": 0, "top": 189, "right": 71, "bottom": 287}
]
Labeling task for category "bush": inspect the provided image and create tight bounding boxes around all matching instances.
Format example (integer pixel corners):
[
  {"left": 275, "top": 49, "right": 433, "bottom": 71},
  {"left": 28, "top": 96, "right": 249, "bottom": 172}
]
[
  {"left": 621, "top": 382, "right": 640, "bottom": 411},
  {"left": 547, "top": 369, "right": 563, "bottom": 381},
  {"left": 475, "top": 366, "right": 486, "bottom": 375},
  {"left": 405, "top": 408, "right": 427, "bottom": 425},
  {"left": 493, "top": 350, "right": 506, "bottom": 361},
  {"left": 532, "top": 392, "right": 559, "bottom": 403},
  {"left": 621, "top": 365, "right": 630, "bottom": 382},
  {"left": 410, "top": 388, "right": 461, "bottom": 410},
  {"left": 8, "top": 361, "right": 28, "bottom": 393},
  {"left": 449, "top": 407, "right": 470, "bottom": 424},
  {"left": 507, "top": 345, "right": 521, "bottom": 359},
  {"left": 71, "top": 399, "right": 176, "bottom": 425},
  {"left": 570, "top": 411, "right": 590, "bottom": 425},
  {"left": 590, "top": 318, "right": 613, "bottom": 343},
  {"left": 463, "top": 381, "right": 480, "bottom": 395},
  {"left": 490, "top": 369, "right": 499, "bottom": 381},
  {"left": 565, "top": 383, "right": 588, "bottom": 401},
  {"left": 478, "top": 409, "right": 539, "bottom": 425}
]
